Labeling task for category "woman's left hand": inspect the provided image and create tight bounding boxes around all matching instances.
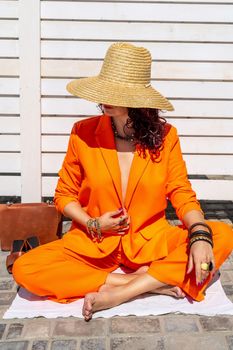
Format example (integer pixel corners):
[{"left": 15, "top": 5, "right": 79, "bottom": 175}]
[{"left": 187, "top": 241, "right": 215, "bottom": 285}]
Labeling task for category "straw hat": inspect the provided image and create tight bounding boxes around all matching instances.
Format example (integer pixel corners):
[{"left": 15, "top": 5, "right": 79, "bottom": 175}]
[{"left": 67, "top": 42, "right": 174, "bottom": 111}]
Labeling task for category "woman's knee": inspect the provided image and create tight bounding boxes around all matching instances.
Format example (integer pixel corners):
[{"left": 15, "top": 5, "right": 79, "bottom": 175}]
[
  {"left": 210, "top": 221, "right": 233, "bottom": 250},
  {"left": 12, "top": 253, "right": 31, "bottom": 285}
]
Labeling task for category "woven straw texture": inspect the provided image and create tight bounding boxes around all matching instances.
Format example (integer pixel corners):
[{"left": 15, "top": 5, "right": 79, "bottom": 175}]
[{"left": 67, "top": 43, "right": 174, "bottom": 111}]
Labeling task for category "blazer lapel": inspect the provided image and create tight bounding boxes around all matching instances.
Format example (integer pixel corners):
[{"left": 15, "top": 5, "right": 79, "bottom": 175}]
[
  {"left": 125, "top": 149, "right": 150, "bottom": 209},
  {"left": 95, "top": 115, "right": 123, "bottom": 204}
]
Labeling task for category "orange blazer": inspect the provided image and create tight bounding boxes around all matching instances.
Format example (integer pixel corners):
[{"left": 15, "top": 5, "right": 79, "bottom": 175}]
[{"left": 54, "top": 115, "right": 202, "bottom": 264}]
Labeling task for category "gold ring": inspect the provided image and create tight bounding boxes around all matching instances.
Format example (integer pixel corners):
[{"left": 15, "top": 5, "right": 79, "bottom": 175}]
[{"left": 200, "top": 262, "right": 210, "bottom": 271}]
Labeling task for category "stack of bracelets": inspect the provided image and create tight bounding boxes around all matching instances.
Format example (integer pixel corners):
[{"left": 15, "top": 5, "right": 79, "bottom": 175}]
[
  {"left": 188, "top": 222, "right": 213, "bottom": 249},
  {"left": 86, "top": 218, "right": 102, "bottom": 241}
]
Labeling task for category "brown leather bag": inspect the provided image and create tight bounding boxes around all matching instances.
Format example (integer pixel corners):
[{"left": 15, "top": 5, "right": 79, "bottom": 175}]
[{"left": 0, "top": 202, "right": 63, "bottom": 251}]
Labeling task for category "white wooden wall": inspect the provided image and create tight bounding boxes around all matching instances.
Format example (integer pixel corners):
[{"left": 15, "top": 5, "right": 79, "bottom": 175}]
[{"left": 0, "top": 0, "right": 233, "bottom": 202}]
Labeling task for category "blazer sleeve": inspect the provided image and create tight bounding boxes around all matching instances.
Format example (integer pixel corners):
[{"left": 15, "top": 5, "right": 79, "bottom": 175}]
[
  {"left": 165, "top": 126, "right": 203, "bottom": 221},
  {"left": 54, "top": 124, "right": 83, "bottom": 213}
]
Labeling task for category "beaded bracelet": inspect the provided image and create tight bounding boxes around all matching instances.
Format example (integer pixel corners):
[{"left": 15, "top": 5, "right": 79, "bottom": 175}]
[
  {"left": 86, "top": 218, "right": 102, "bottom": 241},
  {"left": 189, "top": 235, "right": 213, "bottom": 249},
  {"left": 94, "top": 218, "right": 102, "bottom": 240},
  {"left": 188, "top": 222, "right": 213, "bottom": 236},
  {"left": 189, "top": 229, "right": 212, "bottom": 240}
]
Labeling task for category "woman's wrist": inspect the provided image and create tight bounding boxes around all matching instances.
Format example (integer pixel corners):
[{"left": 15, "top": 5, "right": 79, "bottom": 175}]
[
  {"left": 86, "top": 217, "right": 102, "bottom": 241},
  {"left": 188, "top": 222, "right": 213, "bottom": 249},
  {"left": 188, "top": 221, "right": 213, "bottom": 235}
]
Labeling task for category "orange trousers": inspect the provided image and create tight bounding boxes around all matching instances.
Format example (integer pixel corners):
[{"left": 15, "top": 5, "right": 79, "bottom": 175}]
[{"left": 12, "top": 221, "right": 233, "bottom": 303}]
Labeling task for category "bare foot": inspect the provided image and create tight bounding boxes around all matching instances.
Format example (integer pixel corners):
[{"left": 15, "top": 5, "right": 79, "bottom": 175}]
[
  {"left": 151, "top": 285, "right": 185, "bottom": 298},
  {"left": 82, "top": 290, "right": 120, "bottom": 321}
]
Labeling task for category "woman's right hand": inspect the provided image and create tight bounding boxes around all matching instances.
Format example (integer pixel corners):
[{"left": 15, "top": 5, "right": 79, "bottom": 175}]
[{"left": 97, "top": 208, "right": 130, "bottom": 235}]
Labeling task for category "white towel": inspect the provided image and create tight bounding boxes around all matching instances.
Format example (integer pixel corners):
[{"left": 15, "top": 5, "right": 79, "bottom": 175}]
[{"left": 3, "top": 272, "right": 233, "bottom": 319}]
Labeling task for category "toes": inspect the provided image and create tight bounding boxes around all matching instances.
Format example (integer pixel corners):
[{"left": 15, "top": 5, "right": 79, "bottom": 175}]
[
  {"left": 173, "top": 287, "right": 186, "bottom": 299},
  {"left": 82, "top": 294, "right": 95, "bottom": 321}
]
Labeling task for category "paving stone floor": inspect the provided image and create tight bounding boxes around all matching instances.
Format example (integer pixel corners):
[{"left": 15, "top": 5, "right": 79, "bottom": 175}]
[{"left": 0, "top": 202, "right": 233, "bottom": 350}]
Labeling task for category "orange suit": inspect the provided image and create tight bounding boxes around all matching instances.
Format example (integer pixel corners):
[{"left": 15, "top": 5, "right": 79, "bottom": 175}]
[{"left": 13, "top": 115, "right": 233, "bottom": 303}]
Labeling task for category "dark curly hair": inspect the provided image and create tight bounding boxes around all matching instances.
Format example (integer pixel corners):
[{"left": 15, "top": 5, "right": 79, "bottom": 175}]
[
  {"left": 126, "top": 108, "right": 167, "bottom": 161},
  {"left": 99, "top": 105, "right": 167, "bottom": 162}
]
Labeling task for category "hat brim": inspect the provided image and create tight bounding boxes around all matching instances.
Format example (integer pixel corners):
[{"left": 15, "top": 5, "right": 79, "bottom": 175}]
[{"left": 66, "top": 76, "right": 174, "bottom": 111}]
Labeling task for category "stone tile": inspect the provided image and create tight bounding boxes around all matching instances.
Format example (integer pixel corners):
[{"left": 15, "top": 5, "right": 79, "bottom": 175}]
[
  {"left": 111, "top": 336, "right": 164, "bottom": 350},
  {"left": 221, "top": 260, "right": 233, "bottom": 270},
  {"left": 0, "top": 262, "right": 9, "bottom": 278},
  {"left": 52, "top": 320, "right": 77, "bottom": 337},
  {"left": 51, "top": 340, "right": 77, "bottom": 350},
  {"left": 110, "top": 316, "right": 160, "bottom": 334},
  {"left": 220, "top": 271, "right": 231, "bottom": 284},
  {"left": 199, "top": 316, "right": 233, "bottom": 331},
  {"left": 53, "top": 319, "right": 106, "bottom": 337},
  {"left": 0, "top": 308, "right": 8, "bottom": 319},
  {"left": 80, "top": 338, "right": 106, "bottom": 350},
  {"left": 163, "top": 335, "right": 227, "bottom": 350},
  {"left": 0, "top": 341, "right": 29, "bottom": 350},
  {"left": 226, "top": 335, "right": 233, "bottom": 350},
  {"left": 32, "top": 340, "right": 48, "bottom": 350},
  {"left": 0, "top": 292, "right": 16, "bottom": 306},
  {"left": 227, "top": 295, "right": 233, "bottom": 303},
  {"left": 0, "top": 324, "right": 6, "bottom": 340},
  {"left": 164, "top": 317, "right": 199, "bottom": 333},
  {"left": 0, "top": 279, "right": 15, "bottom": 291},
  {"left": 6, "top": 323, "right": 24, "bottom": 339},
  {"left": 222, "top": 284, "right": 233, "bottom": 296},
  {"left": 23, "top": 320, "right": 50, "bottom": 339}
]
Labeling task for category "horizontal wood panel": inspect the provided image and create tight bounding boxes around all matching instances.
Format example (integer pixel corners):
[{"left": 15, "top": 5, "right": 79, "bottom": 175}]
[
  {"left": 184, "top": 155, "right": 233, "bottom": 175},
  {"left": 0, "top": 135, "right": 20, "bottom": 151},
  {"left": 41, "top": 60, "right": 233, "bottom": 80},
  {"left": 0, "top": 176, "right": 21, "bottom": 196},
  {"left": 41, "top": 176, "right": 233, "bottom": 200},
  {"left": 191, "top": 179, "right": 233, "bottom": 200},
  {"left": 0, "top": 78, "right": 19, "bottom": 95},
  {"left": 0, "top": 97, "right": 19, "bottom": 114},
  {"left": 42, "top": 176, "right": 57, "bottom": 197},
  {"left": 42, "top": 153, "right": 64, "bottom": 173},
  {"left": 41, "top": 21, "right": 233, "bottom": 42},
  {"left": 42, "top": 116, "right": 83, "bottom": 134},
  {"left": 179, "top": 137, "right": 233, "bottom": 154},
  {"left": 41, "top": 98, "right": 233, "bottom": 118},
  {"left": 41, "top": 41, "right": 233, "bottom": 61},
  {"left": 0, "top": 116, "right": 20, "bottom": 133},
  {"left": 0, "top": 39, "right": 19, "bottom": 57},
  {"left": 42, "top": 153, "right": 233, "bottom": 175},
  {"left": 168, "top": 118, "right": 233, "bottom": 136},
  {"left": 41, "top": 2, "right": 233, "bottom": 22},
  {"left": 41, "top": 78, "right": 233, "bottom": 99},
  {"left": 0, "top": 1, "right": 18, "bottom": 18},
  {"left": 0, "top": 20, "right": 18, "bottom": 38},
  {"left": 41, "top": 116, "right": 233, "bottom": 136},
  {"left": 42, "top": 135, "right": 69, "bottom": 152},
  {"left": 0, "top": 153, "right": 20, "bottom": 172},
  {"left": 41, "top": 134, "right": 233, "bottom": 154},
  {"left": 0, "top": 58, "right": 19, "bottom": 75}
]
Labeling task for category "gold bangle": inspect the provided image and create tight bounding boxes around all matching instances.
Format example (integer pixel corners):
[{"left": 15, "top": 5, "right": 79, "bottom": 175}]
[{"left": 189, "top": 235, "right": 213, "bottom": 248}]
